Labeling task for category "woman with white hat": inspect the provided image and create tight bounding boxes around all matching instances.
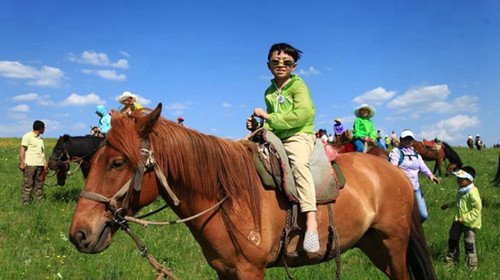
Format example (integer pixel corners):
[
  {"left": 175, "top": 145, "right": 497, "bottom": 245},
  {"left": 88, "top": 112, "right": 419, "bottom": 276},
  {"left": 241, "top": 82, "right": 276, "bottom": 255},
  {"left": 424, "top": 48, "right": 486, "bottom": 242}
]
[
  {"left": 388, "top": 129, "right": 440, "bottom": 222},
  {"left": 117, "top": 91, "right": 143, "bottom": 115},
  {"left": 352, "top": 103, "right": 382, "bottom": 152}
]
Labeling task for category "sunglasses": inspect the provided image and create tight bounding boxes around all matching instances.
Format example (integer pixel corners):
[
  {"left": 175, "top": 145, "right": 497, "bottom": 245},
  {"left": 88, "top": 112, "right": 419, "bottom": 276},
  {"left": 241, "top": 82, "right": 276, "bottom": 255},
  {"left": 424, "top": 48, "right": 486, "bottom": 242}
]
[{"left": 269, "top": 59, "right": 295, "bottom": 68}]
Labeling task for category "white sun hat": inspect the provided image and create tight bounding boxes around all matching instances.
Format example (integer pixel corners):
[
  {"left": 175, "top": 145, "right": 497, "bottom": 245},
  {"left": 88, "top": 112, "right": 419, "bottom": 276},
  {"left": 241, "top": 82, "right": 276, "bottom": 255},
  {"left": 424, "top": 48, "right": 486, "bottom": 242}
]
[
  {"left": 117, "top": 91, "right": 138, "bottom": 103},
  {"left": 400, "top": 129, "right": 415, "bottom": 140},
  {"left": 353, "top": 104, "right": 376, "bottom": 118}
]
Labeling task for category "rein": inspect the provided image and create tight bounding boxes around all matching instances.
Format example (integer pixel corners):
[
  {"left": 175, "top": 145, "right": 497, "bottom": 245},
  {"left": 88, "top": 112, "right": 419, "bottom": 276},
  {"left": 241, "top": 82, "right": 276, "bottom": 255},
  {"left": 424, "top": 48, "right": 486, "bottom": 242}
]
[{"left": 80, "top": 138, "right": 227, "bottom": 280}]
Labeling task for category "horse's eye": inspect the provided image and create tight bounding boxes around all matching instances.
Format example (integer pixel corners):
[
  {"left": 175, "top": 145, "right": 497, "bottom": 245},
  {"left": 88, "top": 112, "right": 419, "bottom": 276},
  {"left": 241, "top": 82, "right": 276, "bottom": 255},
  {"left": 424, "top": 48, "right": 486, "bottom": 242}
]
[{"left": 111, "top": 159, "right": 125, "bottom": 169}]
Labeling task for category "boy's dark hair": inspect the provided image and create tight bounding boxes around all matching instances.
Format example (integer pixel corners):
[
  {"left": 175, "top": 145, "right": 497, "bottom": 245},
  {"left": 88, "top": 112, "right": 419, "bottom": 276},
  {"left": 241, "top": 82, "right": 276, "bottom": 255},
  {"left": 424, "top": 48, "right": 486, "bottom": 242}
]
[
  {"left": 267, "top": 43, "right": 302, "bottom": 62},
  {"left": 462, "top": 166, "right": 476, "bottom": 179},
  {"left": 33, "top": 120, "right": 45, "bottom": 130}
]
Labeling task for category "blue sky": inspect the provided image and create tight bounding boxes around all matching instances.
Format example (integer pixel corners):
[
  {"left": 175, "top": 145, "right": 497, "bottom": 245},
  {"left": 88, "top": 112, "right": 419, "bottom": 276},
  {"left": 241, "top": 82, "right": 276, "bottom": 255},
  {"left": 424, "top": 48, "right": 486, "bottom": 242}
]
[{"left": 1, "top": 0, "right": 499, "bottom": 146}]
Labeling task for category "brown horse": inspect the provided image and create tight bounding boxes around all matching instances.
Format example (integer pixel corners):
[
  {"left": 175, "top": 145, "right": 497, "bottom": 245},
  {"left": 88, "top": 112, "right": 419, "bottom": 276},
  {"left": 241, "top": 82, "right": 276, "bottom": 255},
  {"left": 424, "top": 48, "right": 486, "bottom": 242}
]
[
  {"left": 467, "top": 138, "right": 474, "bottom": 149},
  {"left": 412, "top": 141, "right": 462, "bottom": 175},
  {"left": 69, "top": 104, "right": 436, "bottom": 280}
]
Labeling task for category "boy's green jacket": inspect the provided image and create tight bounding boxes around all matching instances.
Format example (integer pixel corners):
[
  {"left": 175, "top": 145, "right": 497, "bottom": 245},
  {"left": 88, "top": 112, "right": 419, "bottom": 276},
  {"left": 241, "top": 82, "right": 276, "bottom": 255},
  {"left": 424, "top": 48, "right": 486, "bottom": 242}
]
[
  {"left": 263, "top": 74, "right": 315, "bottom": 139},
  {"left": 447, "top": 186, "right": 482, "bottom": 230}
]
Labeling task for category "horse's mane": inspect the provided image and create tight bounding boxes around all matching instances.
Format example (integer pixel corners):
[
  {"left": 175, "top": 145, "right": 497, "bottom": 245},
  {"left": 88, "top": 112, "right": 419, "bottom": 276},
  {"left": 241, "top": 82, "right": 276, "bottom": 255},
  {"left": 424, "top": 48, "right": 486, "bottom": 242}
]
[
  {"left": 107, "top": 110, "right": 262, "bottom": 234},
  {"left": 441, "top": 142, "right": 463, "bottom": 167}
]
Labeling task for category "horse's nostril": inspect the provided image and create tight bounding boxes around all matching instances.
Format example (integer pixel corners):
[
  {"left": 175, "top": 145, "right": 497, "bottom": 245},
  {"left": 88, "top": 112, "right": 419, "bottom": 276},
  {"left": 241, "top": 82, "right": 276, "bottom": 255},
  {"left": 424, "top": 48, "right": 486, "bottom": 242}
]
[{"left": 71, "top": 229, "right": 89, "bottom": 249}]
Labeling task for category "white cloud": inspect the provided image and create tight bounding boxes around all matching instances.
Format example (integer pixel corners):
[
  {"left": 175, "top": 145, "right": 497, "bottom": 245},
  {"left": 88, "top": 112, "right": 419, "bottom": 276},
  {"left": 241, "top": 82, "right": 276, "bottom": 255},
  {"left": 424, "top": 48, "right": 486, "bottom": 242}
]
[
  {"left": 222, "top": 102, "right": 232, "bottom": 108},
  {"left": 119, "top": 51, "right": 130, "bottom": 58},
  {"left": 298, "top": 66, "right": 321, "bottom": 77},
  {"left": 12, "top": 93, "right": 39, "bottom": 101},
  {"left": 418, "top": 115, "right": 480, "bottom": 142},
  {"left": 111, "top": 59, "right": 129, "bottom": 69},
  {"left": 387, "top": 84, "right": 479, "bottom": 117},
  {"left": 353, "top": 87, "right": 396, "bottom": 106},
  {"left": 83, "top": 69, "right": 126, "bottom": 81},
  {"left": 9, "top": 104, "right": 29, "bottom": 112},
  {"left": 69, "top": 51, "right": 129, "bottom": 69},
  {"left": 60, "top": 93, "right": 105, "bottom": 106},
  {"left": 96, "top": 70, "right": 126, "bottom": 81},
  {"left": 0, "top": 61, "right": 65, "bottom": 87},
  {"left": 136, "top": 95, "right": 151, "bottom": 105}
]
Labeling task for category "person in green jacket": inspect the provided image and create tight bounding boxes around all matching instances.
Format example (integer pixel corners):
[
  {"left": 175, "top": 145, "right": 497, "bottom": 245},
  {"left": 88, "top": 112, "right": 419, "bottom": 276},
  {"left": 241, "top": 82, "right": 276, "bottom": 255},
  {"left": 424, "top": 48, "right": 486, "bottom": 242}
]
[
  {"left": 246, "top": 43, "right": 319, "bottom": 253},
  {"left": 441, "top": 166, "right": 482, "bottom": 269},
  {"left": 352, "top": 103, "right": 383, "bottom": 152}
]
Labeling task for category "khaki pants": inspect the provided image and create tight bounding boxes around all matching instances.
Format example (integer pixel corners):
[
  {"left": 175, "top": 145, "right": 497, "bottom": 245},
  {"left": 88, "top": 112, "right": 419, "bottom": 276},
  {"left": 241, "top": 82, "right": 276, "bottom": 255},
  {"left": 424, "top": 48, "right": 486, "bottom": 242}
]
[
  {"left": 21, "top": 166, "right": 45, "bottom": 204},
  {"left": 282, "top": 133, "right": 316, "bottom": 213}
]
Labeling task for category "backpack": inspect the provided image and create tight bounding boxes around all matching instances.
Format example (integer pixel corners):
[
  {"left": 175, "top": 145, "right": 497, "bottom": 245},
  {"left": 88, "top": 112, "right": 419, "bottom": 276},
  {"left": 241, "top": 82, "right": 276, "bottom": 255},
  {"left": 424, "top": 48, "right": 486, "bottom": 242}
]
[{"left": 388, "top": 147, "right": 419, "bottom": 166}]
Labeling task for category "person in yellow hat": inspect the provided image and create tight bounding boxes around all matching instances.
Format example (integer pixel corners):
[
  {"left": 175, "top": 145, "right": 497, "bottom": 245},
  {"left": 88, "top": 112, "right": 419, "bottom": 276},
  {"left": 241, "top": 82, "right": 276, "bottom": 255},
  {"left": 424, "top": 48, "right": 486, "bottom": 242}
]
[
  {"left": 333, "top": 118, "right": 344, "bottom": 142},
  {"left": 117, "top": 91, "right": 143, "bottom": 115}
]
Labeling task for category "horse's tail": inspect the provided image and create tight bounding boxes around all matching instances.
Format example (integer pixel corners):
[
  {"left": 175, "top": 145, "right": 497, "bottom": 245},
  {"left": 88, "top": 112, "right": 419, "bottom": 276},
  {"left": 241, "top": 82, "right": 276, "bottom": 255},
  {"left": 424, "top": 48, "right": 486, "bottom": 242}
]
[
  {"left": 492, "top": 152, "right": 500, "bottom": 186},
  {"left": 406, "top": 201, "right": 437, "bottom": 280},
  {"left": 441, "top": 142, "right": 462, "bottom": 167}
]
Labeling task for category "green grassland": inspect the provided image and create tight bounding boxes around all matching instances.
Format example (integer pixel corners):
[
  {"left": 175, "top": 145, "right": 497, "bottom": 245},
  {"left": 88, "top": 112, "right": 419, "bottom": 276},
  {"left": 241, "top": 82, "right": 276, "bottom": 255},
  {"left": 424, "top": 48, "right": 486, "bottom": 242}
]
[{"left": 1, "top": 138, "right": 499, "bottom": 279}]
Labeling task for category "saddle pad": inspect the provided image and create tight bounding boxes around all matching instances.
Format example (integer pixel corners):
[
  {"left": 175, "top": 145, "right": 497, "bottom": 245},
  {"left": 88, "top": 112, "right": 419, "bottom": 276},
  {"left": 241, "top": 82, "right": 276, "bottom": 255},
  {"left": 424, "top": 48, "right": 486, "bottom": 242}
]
[{"left": 251, "top": 129, "right": 345, "bottom": 204}]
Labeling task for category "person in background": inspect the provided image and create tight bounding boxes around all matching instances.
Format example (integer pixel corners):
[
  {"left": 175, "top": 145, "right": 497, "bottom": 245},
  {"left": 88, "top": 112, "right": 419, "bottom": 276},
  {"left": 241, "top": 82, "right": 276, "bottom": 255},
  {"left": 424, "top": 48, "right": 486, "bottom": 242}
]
[
  {"left": 246, "top": 42, "right": 319, "bottom": 253},
  {"left": 319, "top": 128, "right": 328, "bottom": 143},
  {"left": 117, "top": 91, "right": 143, "bottom": 115},
  {"left": 93, "top": 105, "right": 111, "bottom": 137},
  {"left": 333, "top": 118, "right": 344, "bottom": 142},
  {"left": 441, "top": 166, "right": 482, "bottom": 270},
  {"left": 19, "top": 120, "right": 48, "bottom": 204},
  {"left": 388, "top": 129, "right": 440, "bottom": 222},
  {"left": 352, "top": 104, "right": 383, "bottom": 152},
  {"left": 384, "top": 136, "right": 391, "bottom": 148},
  {"left": 177, "top": 116, "right": 185, "bottom": 126},
  {"left": 376, "top": 129, "right": 387, "bottom": 149}
]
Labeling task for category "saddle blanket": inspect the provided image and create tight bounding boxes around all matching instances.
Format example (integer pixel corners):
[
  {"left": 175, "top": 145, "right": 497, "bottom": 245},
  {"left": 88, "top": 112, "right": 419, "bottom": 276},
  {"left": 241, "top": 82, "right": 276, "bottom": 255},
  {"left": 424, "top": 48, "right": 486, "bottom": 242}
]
[{"left": 249, "top": 129, "right": 345, "bottom": 204}]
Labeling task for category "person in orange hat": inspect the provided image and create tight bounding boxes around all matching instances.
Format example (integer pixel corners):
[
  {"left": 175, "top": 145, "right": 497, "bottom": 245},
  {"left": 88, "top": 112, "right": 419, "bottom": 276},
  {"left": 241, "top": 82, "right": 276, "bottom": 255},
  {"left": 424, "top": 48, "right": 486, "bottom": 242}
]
[{"left": 177, "top": 116, "right": 185, "bottom": 126}]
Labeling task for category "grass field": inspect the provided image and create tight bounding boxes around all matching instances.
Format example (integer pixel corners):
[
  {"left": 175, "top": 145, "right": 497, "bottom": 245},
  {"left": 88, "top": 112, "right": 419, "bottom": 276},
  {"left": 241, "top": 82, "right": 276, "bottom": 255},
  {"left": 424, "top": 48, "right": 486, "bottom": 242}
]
[{"left": 1, "top": 137, "right": 499, "bottom": 279}]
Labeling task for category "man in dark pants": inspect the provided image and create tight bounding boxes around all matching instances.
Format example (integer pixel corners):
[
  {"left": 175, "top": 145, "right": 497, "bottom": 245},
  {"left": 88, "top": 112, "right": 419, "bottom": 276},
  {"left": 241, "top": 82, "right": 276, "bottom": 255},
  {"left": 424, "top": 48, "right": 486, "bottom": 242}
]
[{"left": 19, "top": 120, "right": 48, "bottom": 204}]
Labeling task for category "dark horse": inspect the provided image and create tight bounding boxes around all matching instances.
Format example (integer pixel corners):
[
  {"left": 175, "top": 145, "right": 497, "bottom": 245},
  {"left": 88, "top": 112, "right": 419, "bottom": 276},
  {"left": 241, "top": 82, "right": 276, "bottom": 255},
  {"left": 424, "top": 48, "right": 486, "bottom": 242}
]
[
  {"left": 69, "top": 104, "right": 436, "bottom": 280},
  {"left": 48, "top": 134, "right": 104, "bottom": 186},
  {"left": 467, "top": 138, "right": 474, "bottom": 149},
  {"left": 412, "top": 140, "right": 462, "bottom": 175}
]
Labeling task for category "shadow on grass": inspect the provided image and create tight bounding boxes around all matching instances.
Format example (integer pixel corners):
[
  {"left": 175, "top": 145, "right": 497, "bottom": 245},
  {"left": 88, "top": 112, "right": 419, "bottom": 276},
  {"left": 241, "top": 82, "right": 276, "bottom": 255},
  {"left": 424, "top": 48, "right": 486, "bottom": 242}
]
[{"left": 50, "top": 188, "right": 81, "bottom": 202}]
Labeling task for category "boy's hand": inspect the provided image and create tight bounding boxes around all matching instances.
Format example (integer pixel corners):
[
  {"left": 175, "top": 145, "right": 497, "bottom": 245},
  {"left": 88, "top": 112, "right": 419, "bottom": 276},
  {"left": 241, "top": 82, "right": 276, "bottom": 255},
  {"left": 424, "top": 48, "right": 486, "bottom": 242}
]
[
  {"left": 253, "top": 108, "right": 268, "bottom": 119},
  {"left": 457, "top": 217, "right": 464, "bottom": 223},
  {"left": 18, "top": 162, "right": 25, "bottom": 171},
  {"left": 246, "top": 117, "right": 257, "bottom": 131},
  {"left": 440, "top": 204, "right": 448, "bottom": 210}
]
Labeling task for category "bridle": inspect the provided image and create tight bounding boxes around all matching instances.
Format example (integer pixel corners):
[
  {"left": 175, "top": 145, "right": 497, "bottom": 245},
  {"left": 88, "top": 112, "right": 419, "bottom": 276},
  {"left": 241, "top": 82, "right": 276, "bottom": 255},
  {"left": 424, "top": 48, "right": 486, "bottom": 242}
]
[
  {"left": 78, "top": 138, "right": 226, "bottom": 280},
  {"left": 80, "top": 138, "right": 180, "bottom": 215}
]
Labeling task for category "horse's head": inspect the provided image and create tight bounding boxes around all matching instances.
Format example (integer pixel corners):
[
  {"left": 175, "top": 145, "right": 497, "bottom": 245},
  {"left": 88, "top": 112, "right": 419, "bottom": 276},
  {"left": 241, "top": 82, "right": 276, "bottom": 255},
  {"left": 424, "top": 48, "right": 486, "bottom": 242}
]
[
  {"left": 69, "top": 105, "right": 164, "bottom": 254},
  {"left": 48, "top": 135, "right": 71, "bottom": 186},
  {"left": 446, "top": 163, "right": 460, "bottom": 176}
]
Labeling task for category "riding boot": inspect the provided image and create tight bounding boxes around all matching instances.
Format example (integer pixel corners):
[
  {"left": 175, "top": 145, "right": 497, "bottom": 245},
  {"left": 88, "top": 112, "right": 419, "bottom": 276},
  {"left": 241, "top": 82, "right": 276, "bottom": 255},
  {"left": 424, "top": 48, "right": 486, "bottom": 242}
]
[
  {"left": 465, "top": 241, "right": 478, "bottom": 270},
  {"left": 445, "top": 238, "right": 459, "bottom": 264}
]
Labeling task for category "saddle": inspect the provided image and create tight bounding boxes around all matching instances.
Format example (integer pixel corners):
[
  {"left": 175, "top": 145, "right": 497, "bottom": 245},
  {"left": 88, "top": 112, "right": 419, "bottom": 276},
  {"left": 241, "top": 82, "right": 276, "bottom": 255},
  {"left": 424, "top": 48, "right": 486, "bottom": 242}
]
[
  {"left": 423, "top": 139, "right": 442, "bottom": 151},
  {"left": 248, "top": 128, "right": 345, "bottom": 204}
]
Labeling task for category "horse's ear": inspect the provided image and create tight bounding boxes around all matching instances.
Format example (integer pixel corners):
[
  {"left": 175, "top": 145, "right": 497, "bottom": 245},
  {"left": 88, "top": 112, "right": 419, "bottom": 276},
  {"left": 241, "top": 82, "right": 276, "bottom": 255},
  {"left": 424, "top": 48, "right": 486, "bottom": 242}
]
[{"left": 137, "top": 103, "right": 162, "bottom": 137}]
